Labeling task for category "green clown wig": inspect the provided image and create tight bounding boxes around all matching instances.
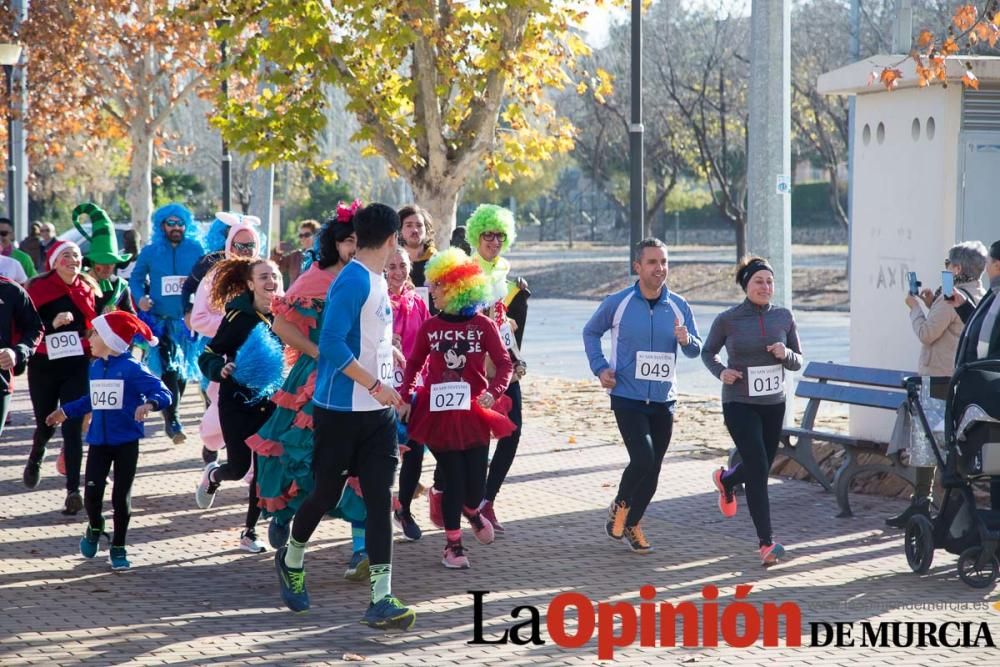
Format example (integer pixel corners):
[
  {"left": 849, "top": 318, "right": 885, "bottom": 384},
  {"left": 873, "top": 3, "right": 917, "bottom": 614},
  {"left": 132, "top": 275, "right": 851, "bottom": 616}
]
[
  {"left": 424, "top": 248, "right": 493, "bottom": 316},
  {"left": 464, "top": 204, "right": 516, "bottom": 253}
]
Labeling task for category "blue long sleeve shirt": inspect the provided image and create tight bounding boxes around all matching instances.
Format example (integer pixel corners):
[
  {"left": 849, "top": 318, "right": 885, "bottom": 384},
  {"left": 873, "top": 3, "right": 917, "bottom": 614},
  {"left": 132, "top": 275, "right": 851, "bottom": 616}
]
[{"left": 128, "top": 239, "right": 205, "bottom": 320}]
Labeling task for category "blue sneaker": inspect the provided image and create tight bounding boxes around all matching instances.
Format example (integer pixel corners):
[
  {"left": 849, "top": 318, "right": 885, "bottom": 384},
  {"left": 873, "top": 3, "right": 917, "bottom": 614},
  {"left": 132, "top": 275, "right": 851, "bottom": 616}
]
[
  {"left": 361, "top": 595, "right": 416, "bottom": 630},
  {"left": 344, "top": 550, "right": 369, "bottom": 582},
  {"left": 393, "top": 510, "right": 423, "bottom": 541},
  {"left": 79, "top": 520, "right": 106, "bottom": 559},
  {"left": 268, "top": 519, "right": 289, "bottom": 549},
  {"left": 108, "top": 546, "right": 130, "bottom": 571},
  {"left": 275, "top": 547, "right": 309, "bottom": 612}
]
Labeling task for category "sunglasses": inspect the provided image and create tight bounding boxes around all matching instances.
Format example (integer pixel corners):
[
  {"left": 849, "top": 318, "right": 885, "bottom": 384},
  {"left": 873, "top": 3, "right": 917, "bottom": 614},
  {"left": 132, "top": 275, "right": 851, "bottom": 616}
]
[
  {"left": 480, "top": 231, "right": 506, "bottom": 242},
  {"left": 298, "top": 232, "right": 314, "bottom": 239},
  {"left": 0, "top": 230, "right": 9, "bottom": 237},
  {"left": 163, "top": 219, "right": 185, "bottom": 228},
  {"left": 232, "top": 241, "right": 257, "bottom": 252}
]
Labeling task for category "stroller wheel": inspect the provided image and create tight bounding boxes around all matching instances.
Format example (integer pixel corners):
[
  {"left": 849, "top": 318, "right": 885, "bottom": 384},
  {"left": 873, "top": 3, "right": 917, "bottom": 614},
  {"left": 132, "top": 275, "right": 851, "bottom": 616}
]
[
  {"left": 904, "top": 515, "right": 935, "bottom": 574},
  {"left": 957, "top": 546, "right": 999, "bottom": 589}
]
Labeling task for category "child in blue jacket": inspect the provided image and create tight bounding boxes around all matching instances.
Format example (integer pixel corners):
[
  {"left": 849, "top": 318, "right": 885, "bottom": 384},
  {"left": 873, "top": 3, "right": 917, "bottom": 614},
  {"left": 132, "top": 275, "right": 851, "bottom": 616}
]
[{"left": 46, "top": 311, "right": 171, "bottom": 570}]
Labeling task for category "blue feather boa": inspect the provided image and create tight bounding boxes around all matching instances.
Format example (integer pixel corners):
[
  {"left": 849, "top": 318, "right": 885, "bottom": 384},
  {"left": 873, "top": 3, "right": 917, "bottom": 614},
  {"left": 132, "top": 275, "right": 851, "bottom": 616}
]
[{"left": 232, "top": 323, "right": 286, "bottom": 403}]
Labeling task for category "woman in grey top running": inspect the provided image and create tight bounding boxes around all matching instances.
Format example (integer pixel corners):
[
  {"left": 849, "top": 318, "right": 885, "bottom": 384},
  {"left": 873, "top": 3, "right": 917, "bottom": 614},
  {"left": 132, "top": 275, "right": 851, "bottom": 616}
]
[{"left": 701, "top": 256, "right": 803, "bottom": 566}]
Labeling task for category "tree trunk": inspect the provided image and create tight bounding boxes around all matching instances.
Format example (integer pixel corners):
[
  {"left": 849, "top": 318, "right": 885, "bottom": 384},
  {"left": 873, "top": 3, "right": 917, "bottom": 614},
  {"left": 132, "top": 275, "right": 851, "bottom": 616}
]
[
  {"left": 411, "top": 181, "right": 460, "bottom": 250},
  {"left": 734, "top": 219, "right": 747, "bottom": 261},
  {"left": 126, "top": 127, "right": 154, "bottom": 244}
]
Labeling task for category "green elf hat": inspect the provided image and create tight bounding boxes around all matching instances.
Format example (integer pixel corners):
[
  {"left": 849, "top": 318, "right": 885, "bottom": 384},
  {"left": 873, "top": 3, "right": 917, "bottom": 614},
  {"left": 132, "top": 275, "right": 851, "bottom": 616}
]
[{"left": 73, "top": 202, "right": 132, "bottom": 265}]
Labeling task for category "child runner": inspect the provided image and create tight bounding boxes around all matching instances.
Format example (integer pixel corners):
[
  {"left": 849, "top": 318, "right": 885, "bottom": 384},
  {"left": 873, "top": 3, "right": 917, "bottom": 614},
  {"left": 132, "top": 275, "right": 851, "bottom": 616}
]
[
  {"left": 398, "top": 248, "right": 515, "bottom": 569},
  {"left": 46, "top": 311, "right": 171, "bottom": 570}
]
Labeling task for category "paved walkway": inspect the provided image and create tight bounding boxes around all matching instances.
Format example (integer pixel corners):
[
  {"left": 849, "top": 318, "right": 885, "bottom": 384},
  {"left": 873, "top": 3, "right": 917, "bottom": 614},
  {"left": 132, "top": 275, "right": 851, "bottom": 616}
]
[{"left": 1, "top": 386, "right": 997, "bottom": 666}]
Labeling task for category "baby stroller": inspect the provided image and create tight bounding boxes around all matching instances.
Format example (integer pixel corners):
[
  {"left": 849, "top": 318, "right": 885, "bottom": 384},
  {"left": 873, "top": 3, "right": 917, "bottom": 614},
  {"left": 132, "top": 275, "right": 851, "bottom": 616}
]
[{"left": 903, "top": 358, "right": 1000, "bottom": 588}]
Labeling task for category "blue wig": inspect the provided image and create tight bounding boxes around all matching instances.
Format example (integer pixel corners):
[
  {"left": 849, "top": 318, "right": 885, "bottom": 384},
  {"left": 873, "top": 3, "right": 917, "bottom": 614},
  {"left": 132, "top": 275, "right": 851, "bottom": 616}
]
[
  {"left": 232, "top": 323, "right": 286, "bottom": 403},
  {"left": 203, "top": 218, "right": 230, "bottom": 253},
  {"left": 151, "top": 203, "right": 203, "bottom": 250}
]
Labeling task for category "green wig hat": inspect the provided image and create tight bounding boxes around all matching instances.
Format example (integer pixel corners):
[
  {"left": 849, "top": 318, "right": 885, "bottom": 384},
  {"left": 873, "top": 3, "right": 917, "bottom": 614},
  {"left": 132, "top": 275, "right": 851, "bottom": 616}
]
[
  {"left": 465, "top": 204, "right": 516, "bottom": 253},
  {"left": 73, "top": 202, "right": 131, "bottom": 265}
]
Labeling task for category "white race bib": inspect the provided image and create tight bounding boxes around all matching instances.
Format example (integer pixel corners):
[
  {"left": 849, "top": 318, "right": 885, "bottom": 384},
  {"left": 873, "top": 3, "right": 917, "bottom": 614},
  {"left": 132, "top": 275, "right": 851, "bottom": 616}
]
[
  {"left": 161, "top": 275, "right": 186, "bottom": 297},
  {"left": 415, "top": 286, "right": 430, "bottom": 309},
  {"left": 392, "top": 367, "right": 405, "bottom": 389},
  {"left": 635, "top": 351, "right": 676, "bottom": 382},
  {"left": 90, "top": 379, "right": 124, "bottom": 411},
  {"left": 46, "top": 331, "right": 84, "bottom": 359},
  {"left": 430, "top": 381, "right": 471, "bottom": 412},
  {"left": 499, "top": 322, "right": 515, "bottom": 349},
  {"left": 747, "top": 364, "right": 784, "bottom": 397},
  {"left": 376, "top": 343, "right": 394, "bottom": 384}
]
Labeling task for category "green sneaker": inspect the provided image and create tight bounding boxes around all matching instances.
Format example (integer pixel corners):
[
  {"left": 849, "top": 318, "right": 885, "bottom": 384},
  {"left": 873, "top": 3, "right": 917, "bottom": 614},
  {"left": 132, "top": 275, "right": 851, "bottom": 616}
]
[
  {"left": 79, "top": 518, "right": 107, "bottom": 559},
  {"left": 109, "top": 546, "right": 131, "bottom": 570},
  {"left": 274, "top": 547, "right": 309, "bottom": 612},
  {"left": 344, "top": 550, "right": 369, "bottom": 582},
  {"left": 361, "top": 595, "right": 416, "bottom": 630}
]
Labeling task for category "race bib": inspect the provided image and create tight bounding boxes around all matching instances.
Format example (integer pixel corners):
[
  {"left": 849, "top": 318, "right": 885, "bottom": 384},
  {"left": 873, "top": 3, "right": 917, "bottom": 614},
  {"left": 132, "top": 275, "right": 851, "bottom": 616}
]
[
  {"left": 392, "top": 366, "right": 405, "bottom": 389},
  {"left": 499, "top": 322, "right": 515, "bottom": 349},
  {"left": 635, "top": 351, "right": 676, "bottom": 382},
  {"left": 747, "top": 364, "right": 784, "bottom": 397},
  {"left": 376, "top": 343, "right": 394, "bottom": 384},
  {"left": 161, "top": 275, "right": 186, "bottom": 297},
  {"left": 415, "top": 286, "right": 430, "bottom": 309},
  {"left": 90, "top": 379, "right": 124, "bottom": 411},
  {"left": 46, "top": 331, "right": 84, "bottom": 359},
  {"left": 430, "top": 381, "right": 471, "bottom": 412}
]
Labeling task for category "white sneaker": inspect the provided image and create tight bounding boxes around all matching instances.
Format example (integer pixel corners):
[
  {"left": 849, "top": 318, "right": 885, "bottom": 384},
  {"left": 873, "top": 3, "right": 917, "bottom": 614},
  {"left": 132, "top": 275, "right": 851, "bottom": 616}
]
[
  {"left": 239, "top": 529, "right": 266, "bottom": 553},
  {"left": 195, "top": 461, "right": 221, "bottom": 509}
]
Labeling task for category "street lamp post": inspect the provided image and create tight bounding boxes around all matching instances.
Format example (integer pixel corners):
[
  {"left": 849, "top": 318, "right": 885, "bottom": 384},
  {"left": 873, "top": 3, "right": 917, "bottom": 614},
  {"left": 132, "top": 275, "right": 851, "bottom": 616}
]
[
  {"left": 0, "top": 43, "right": 23, "bottom": 226},
  {"left": 216, "top": 19, "right": 232, "bottom": 212},
  {"left": 628, "top": 0, "right": 644, "bottom": 271}
]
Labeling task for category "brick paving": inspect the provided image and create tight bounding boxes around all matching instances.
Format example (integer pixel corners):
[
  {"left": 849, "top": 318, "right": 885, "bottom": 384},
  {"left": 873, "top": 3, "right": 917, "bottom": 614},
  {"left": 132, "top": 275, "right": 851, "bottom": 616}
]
[{"left": 1, "top": 381, "right": 998, "bottom": 666}]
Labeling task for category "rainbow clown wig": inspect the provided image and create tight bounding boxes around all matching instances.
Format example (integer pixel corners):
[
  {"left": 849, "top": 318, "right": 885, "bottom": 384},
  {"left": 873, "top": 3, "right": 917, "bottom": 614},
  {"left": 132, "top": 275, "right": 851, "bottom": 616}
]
[
  {"left": 464, "top": 204, "right": 516, "bottom": 253},
  {"left": 424, "top": 248, "right": 492, "bottom": 316}
]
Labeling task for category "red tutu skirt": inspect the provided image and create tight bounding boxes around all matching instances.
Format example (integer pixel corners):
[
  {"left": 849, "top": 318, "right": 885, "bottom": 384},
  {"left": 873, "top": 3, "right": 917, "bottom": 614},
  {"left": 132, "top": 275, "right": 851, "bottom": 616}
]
[{"left": 407, "top": 389, "right": 515, "bottom": 452}]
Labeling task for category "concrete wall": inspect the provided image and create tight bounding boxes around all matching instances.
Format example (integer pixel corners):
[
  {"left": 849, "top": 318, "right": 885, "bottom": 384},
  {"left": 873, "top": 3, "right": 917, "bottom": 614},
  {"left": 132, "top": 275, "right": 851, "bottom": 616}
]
[{"left": 849, "top": 85, "right": 963, "bottom": 440}]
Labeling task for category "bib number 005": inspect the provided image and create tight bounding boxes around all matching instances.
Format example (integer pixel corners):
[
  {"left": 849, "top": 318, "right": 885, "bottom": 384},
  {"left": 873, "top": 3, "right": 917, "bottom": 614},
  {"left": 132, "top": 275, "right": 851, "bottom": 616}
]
[
  {"left": 430, "top": 382, "right": 471, "bottom": 412},
  {"left": 46, "top": 331, "right": 83, "bottom": 359},
  {"left": 161, "top": 275, "right": 186, "bottom": 296},
  {"left": 747, "top": 364, "right": 784, "bottom": 397},
  {"left": 90, "top": 379, "right": 124, "bottom": 411}
]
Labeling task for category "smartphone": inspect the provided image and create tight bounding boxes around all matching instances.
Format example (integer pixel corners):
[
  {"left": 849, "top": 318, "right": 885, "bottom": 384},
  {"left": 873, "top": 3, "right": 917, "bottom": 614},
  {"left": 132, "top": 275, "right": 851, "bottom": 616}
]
[
  {"left": 941, "top": 270, "right": 954, "bottom": 299},
  {"left": 908, "top": 272, "right": 920, "bottom": 296}
]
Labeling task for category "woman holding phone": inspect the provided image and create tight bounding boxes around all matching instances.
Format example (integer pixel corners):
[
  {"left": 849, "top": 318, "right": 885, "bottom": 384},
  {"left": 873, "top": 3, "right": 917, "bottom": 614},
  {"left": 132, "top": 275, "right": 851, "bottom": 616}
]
[{"left": 888, "top": 241, "right": 988, "bottom": 527}]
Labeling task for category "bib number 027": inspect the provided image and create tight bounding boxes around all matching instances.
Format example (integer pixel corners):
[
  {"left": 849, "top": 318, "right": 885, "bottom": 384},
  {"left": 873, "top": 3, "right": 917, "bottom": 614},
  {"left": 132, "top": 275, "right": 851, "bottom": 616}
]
[{"left": 430, "top": 381, "right": 471, "bottom": 412}]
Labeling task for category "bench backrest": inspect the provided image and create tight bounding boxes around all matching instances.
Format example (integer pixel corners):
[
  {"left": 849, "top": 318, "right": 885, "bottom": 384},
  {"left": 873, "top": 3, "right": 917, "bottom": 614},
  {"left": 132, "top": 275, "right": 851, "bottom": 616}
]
[
  {"left": 795, "top": 379, "right": 907, "bottom": 411},
  {"left": 802, "top": 361, "right": 913, "bottom": 389}
]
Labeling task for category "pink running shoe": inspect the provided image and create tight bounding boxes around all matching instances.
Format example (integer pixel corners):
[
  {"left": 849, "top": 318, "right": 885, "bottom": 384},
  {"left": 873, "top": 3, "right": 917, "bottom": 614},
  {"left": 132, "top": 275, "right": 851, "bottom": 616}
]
[
  {"left": 428, "top": 486, "right": 444, "bottom": 529},
  {"left": 56, "top": 448, "right": 66, "bottom": 476},
  {"left": 442, "top": 540, "right": 470, "bottom": 569},
  {"left": 463, "top": 509, "right": 495, "bottom": 545},
  {"left": 479, "top": 501, "right": 504, "bottom": 536},
  {"left": 712, "top": 468, "right": 737, "bottom": 518},
  {"left": 759, "top": 542, "right": 785, "bottom": 567}
]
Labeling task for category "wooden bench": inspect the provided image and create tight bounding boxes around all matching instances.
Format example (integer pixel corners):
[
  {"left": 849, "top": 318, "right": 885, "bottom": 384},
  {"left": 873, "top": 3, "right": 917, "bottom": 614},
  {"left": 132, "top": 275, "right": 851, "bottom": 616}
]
[{"left": 728, "top": 361, "right": 916, "bottom": 517}]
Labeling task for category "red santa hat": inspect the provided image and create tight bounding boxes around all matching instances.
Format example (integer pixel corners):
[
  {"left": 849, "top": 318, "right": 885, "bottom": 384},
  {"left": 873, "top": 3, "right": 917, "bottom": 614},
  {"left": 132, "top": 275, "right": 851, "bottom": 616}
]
[
  {"left": 46, "top": 240, "right": 81, "bottom": 271},
  {"left": 92, "top": 311, "right": 158, "bottom": 355}
]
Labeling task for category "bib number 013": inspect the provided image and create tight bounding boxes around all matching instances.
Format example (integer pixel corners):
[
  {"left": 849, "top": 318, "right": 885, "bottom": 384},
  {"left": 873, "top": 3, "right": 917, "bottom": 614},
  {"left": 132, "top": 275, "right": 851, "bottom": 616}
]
[{"left": 747, "top": 364, "right": 784, "bottom": 397}]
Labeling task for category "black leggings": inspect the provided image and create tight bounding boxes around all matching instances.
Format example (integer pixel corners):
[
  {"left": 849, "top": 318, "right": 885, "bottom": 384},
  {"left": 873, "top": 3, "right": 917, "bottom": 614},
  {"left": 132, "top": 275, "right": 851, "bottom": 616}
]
[
  {"left": 84, "top": 441, "right": 139, "bottom": 547},
  {"left": 161, "top": 370, "right": 186, "bottom": 423},
  {"left": 292, "top": 407, "right": 397, "bottom": 567},
  {"left": 0, "top": 392, "right": 11, "bottom": 439},
  {"left": 27, "top": 355, "right": 88, "bottom": 493},
  {"left": 214, "top": 400, "right": 275, "bottom": 531},
  {"left": 436, "top": 447, "right": 489, "bottom": 532},
  {"left": 485, "top": 382, "right": 522, "bottom": 502},
  {"left": 721, "top": 401, "right": 785, "bottom": 546},
  {"left": 398, "top": 439, "right": 424, "bottom": 514},
  {"left": 612, "top": 408, "right": 674, "bottom": 527}
]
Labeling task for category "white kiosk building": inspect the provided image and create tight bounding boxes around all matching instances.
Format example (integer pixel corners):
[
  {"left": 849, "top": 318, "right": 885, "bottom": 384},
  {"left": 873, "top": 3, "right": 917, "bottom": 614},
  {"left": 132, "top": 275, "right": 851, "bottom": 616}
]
[{"left": 818, "top": 55, "right": 1000, "bottom": 439}]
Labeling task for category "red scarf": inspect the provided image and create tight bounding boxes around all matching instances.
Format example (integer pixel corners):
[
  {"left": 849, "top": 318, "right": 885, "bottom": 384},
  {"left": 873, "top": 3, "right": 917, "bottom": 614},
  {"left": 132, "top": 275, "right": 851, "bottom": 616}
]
[{"left": 28, "top": 271, "right": 97, "bottom": 326}]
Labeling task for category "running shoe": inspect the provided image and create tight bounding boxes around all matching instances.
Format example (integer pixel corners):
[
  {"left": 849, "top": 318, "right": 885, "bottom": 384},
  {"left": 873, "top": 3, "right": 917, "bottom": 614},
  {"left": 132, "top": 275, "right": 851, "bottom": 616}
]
[
  {"left": 22, "top": 451, "right": 43, "bottom": 489},
  {"left": 108, "top": 546, "right": 131, "bottom": 571},
  {"left": 56, "top": 448, "right": 66, "bottom": 476},
  {"left": 274, "top": 547, "right": 309, "bottom": 612},
  {"left": 479, "top": 501, "right": 505, "bottom": 536},
  {"left": 62, "top": 491, "right": 83, "bottom": 516},
  {"left": 712, "top": 468, "right": 737, "bottom": 518},
  {"left": 623, "top": 525, "right": 653, "bottom": 554},
  {"left": 428, "top": 486, "right": 444, "bottom": 529},
  {"left": 268, "top": 519, "right": 289, "bottom": 549},
  {"left": 168, "top": 418, "right": 187, "bottom": 445},
  {"left": 361, "top": 595, "right": 416, "bottom": 630},
  {"left": 442, "top": 540, "right": 470, "bottom": 569},
  {"left": 393, "top": 510, "right": 423, "bottom": 541},
  {"left": 344, "top": 550, "right": 369, "bottom": 582},
  {"left": 201, "top": 446, "right": 218, "bottom": 464},
  {"left": 195, "top": 461, "right": 221, "bottom": 509},
  {"left": 759, "top": 542, "right": 785, "bottom": 567},
  {"left": 79, "top": 519, "right": 107, "bottom": 559},
  {"left": 605, "top": 500, "right": 629, "bottom": 540},
  {"left": 463, "top": 509, "right": 495, "bottom": 545},
  {"left": 240, "top": 529, "right": 266, "bottom": 553}
]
